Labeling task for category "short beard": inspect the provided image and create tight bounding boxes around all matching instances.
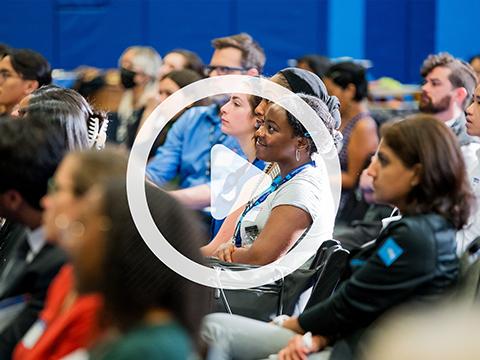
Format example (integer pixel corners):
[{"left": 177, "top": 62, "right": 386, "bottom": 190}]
[{"left": 419, "top": 93, "right": 452, "bottom": 114}]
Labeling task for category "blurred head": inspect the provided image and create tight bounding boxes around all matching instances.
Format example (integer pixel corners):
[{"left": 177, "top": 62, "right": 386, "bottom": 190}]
[
  {"left": 158, "top": 69, "right": 202, "bottom": 102},
  {"left": 17, "top": 85, "right": 107, "bottom": 151},
  {"left": 465, "top": 84, "right": 480, "bottom": 137},
  {"left": 220, "top": 93, "right": 261, "bottom": 138},
  {"left": 324, "top": 62, "right": 368, "bottom": 114},
  {"left": 207, "top": 33, "right": 265, "bottom": 77},
  {"left": 41, "top": 148, "right": 128, "bottom": 247},
  {"left": 0, "top": 48, "right": 51, "bottom": 113},
  {"left": 255, "top": 93, "right": 340, "bottom": 163},
  {"left": 367, "top": 114, "right": 473, "bottom": 229},
  {"left": 0, "top": 115, "right": 66, "bottom": 223},
  {"left": 160, "top": 49, "right": 204, "bottom": 77},
  {"left": 420, "top": 53, "right": 477, "bottom": 114},
  {"left": 469, "top": 55, "right": 480, "bottom": 81},
  {"left": 296, "top": 54, "right": 331, "bottom": 78},
  {"left": 119, "top": 46, "right": 162, "bottom": 90},
  {"left": 363, "top": 304, "right": 480, "bottom": 360},
  {"left": 69, "top": 178, "right": 208, "bottom": 340}
]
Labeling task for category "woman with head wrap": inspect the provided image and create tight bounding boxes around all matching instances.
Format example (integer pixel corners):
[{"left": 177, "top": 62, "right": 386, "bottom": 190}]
[{"left": 201, "top": 68, "right": 342, "bottom": 265}]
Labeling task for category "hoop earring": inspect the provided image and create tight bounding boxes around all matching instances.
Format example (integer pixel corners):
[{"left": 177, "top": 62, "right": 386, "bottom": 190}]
[{"left": 295, "top": 149, "right": 300, "bottom": 162}]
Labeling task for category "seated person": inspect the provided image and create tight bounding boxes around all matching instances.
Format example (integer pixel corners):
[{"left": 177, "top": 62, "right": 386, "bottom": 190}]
[
  {"left": 0, "top": 48, "right": 51, "bottom": 115},
  {"left": 202, "top": 94, "right": 341, "bottom": 265},
  {"left": 112, "top": 46, "right": 162, "bottom": 143},
  {"left": 0, "top": 116, "right": 67, "bottom": 358},
  {"left": 126, "top": 69, "right": 205, "bottom": 158},
  {"left": 160, "top": 48, "right": 205, "bottom": 77},
  {"left": 202, "top": 114, "right": 473, "bottom": 359},
  {"left": 324, "top": 62, "right": 379, "bottom": 224},
  {"left": 12, "top": 148, "right": 128, "bottom": 360},
  {"left": 66, "top": 179, "right": 208, "bottom": 359},
  {"left": 146, "top": 33, "right": 264, "bottom": 193},
  {"left": 15, "top": 85, "right": 108, "bottom": 150},
  {"left": 459, "top": 83, "right": 480, "bottom": 252}
]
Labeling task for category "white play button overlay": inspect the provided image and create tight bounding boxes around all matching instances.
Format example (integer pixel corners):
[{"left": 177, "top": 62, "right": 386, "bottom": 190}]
[{"left": 210, "top": 144, "right": 273, "bottom": 220}]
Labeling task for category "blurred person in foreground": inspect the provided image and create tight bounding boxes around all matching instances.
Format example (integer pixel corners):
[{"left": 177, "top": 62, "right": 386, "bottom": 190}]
[{"left": 66, "top": 178, "right": 208, "bottom": 359}]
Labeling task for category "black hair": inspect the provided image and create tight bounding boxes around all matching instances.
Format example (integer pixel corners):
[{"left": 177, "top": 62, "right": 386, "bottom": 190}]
[
  {"left": 3, "top": 48, "right": 52, "bottom": 87},
  {"left": 468, "top": 54, "right": 480, "bottom": 65},
  {"left": 296, "top": 54, "right": 331, "bottom": 78},
  {"left": 97, "top": 178, "right": 208, "bottom": 346},
  {"left": 162, "top": 69, "right": 202, "bottom": 88},
  {"left": 325, "top": 61, "right": 368, "bottom": 101},
  {"left": 0, "top": 43, "right": 10, "bottom": 58},
  {"left": 0, "top": 115, "right": 67, "bottom": 209},
  {"left": 168, "top": 49, "right": 205, "bottom": 78},
  {"left": 25, "top": 85, "right": 107, "bottom": 151}
]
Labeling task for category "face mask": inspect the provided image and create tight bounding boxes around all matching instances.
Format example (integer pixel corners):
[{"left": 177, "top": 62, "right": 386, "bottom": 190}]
[{"left": 120, "top": 67, "right": 136, "bottom": 89}]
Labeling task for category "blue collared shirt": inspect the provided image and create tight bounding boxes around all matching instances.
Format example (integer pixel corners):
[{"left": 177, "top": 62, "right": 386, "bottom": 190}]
[{"left": 146, "top": 105, "right": 243, "bottom": 189}]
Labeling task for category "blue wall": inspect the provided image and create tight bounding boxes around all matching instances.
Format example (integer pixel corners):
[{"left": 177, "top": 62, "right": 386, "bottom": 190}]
[{"left": 0, "top": 0, "right": 477, "bottom": 83}]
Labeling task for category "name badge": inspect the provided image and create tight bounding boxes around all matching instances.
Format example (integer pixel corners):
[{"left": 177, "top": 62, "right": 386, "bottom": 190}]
[{"left": 22, "top": 319, "right": 46, "bottom": 349}]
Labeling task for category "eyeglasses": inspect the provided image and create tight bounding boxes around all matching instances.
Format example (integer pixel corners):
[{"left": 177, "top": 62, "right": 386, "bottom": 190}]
[
  {"left": 205, "top": 65, "right": 247, "bottom": 76},
  {"left": 0, "top": 69, "right": 21, "bottom": 83}
]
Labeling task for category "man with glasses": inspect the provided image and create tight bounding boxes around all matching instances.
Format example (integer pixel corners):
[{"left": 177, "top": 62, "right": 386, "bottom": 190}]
[
  {"left": 146, "top": 33, "right": 265, "bottom": 213},
  {"left": 0, "top": 48, "right": 52, "bottom": 115}
]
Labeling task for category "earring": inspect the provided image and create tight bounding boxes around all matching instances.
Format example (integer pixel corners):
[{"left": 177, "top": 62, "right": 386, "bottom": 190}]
[{"left": 295, "top": 149, "right": 300, "bottom": 162}]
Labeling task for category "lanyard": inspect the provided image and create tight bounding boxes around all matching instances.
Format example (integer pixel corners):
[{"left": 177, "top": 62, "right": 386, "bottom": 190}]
[{"left": 233, "top": 161, "right": 315, "bottom": 247}]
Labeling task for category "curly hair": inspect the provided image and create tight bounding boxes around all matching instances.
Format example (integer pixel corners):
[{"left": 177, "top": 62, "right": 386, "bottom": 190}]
[{"left": 271, "top": 93, "right": 342, "bottom": 155}]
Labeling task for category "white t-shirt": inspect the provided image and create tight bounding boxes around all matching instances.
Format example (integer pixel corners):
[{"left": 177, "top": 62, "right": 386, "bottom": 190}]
[{"left": 237, "top": 164, "right": 335, "bottom": 248}]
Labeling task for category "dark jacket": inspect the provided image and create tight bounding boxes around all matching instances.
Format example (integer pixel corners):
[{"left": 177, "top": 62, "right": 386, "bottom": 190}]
[
  {"left": 0, "top": 235, "right": 66, "bottom": 358},
  {"left": 299, "top": 213, "right": 458, "bottom": 338}
]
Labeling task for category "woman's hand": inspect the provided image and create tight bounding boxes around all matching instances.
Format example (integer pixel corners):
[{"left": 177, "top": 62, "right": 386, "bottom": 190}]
[
  {"left": 213, "top": 242, "right": 236, "bottom": 262},
  {"left": 281, "top": 316, "right": 304, "bottom": 334},
  {"left": 277, "top": 334, "right": 329, "bottom": 360}
]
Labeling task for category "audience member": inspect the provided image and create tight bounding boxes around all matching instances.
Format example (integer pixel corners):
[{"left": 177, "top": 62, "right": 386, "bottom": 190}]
[
  {"left": 203, "top": 93, "right": 340, "bottom": 265},
  {"left": 0, "top": 48, "right": 51, "bottom": 115},
  {"left": 0, "top": 116, "right": 67, "bottom": 358},
  {"left": 208, "top": 92, "right": 264, "bottom": 238},
  {"left": 126, "top": 69, "right": 204, "bottom": 157},
  {"left": 69, "top": 179, "right": 208, "bottom": 359},
  {"left": 202, "top": 115, "right": 473, "bottom": 359},
  {"left": 296, "top": 54, "right": 331, "bottom": 78},
  {"left": 469, "top": 54, "right": 480, "bottom": 79},
  {"left": 12, "top": 148, "right": 128, "bottom": 360},
  {"left": 324, "top": 62, "right": 379, "bottom": 223},
  {"left": 201, "top": 67, "right": 342, "bottom": 247},
  {"left": 112, "top": 46, "right": 162, "bottom": 143},
  {"left": 420, "top": 53, "right": 478, "bottom": 152},
  {"left": 15, "top": 85, "right": 108, "bottom": 150},
  {"left": 160, "top": 48, "right": 205, "bottom": 77},
  {"left": 146, "top": 33, "right": 265, "bottom": 202},
  {"left": 458, "top": 84, "right": 480, "bottom": 251}
]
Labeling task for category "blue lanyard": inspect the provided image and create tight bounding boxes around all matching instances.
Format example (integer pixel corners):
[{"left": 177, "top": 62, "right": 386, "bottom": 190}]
[{"left": 233, "top": 161, "right": 315, "bottom": 247}]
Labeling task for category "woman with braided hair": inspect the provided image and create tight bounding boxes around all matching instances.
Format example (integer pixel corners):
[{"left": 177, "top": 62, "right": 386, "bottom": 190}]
[{"left": 202, "top": 68, "right": 342, "bottom": 265}]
